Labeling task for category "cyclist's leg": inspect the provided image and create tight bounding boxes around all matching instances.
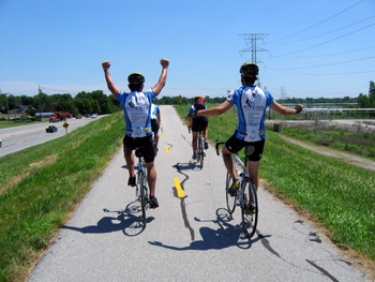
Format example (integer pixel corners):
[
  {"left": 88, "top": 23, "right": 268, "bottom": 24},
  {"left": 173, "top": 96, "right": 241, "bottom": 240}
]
[
  {"left": 191, "top": 120, "right": 199, "bottom": 154},
  {"left": 123, "top": 136, "right": 136, "bottom": 185},
  {"left": 247, "top": 161, "right": 259, "bottom": 190},
  {"left": 222, "top": 146, "right": 237, "bottom": 180},
  {"left": 223, "top": 134, "right": 244, "bottom": 180},
  {"left": 154, "top": 131, "right": 159, "bottom": 150},
  {"left": 192, "top": 131, "right": 198, "bottom": 152},
  {"left": 201, "top": 121, "right": 209, "bottom": 149},
  {"left": 246, "top": 139, "right": 265, "bottom": 190},
  {"left": 145, "top": 162, "right": 156, "bottom": 196},
  {"left": 151, "top": 119, "right": 160, "bottom": 150},
  {"left": 143, "top": 136, "right": 157, "bottom": 197}
]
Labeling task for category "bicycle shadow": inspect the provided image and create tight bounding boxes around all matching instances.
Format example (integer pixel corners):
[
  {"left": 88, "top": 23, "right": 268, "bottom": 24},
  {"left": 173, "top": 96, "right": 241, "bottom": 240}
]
[
  {"left": 148, "top": 208, "right": 269, "bottom": 251},
  {"left": 62, "top": 200, "right": 154, "bottom": 237},
  {"left": 173, "top": 162, "right": 199, "bottom": 172}
]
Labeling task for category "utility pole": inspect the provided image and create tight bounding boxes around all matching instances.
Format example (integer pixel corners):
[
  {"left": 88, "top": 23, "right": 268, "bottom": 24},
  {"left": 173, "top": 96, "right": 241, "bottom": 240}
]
[
  {"left": 239, "top": 33, "right": 269, "bottom": 64},
  {"left": 5, "top": 93, "right": 10, "bottom": 122},
  {"left": 38, "top": 85, "right": 43, "bottom": 118}
]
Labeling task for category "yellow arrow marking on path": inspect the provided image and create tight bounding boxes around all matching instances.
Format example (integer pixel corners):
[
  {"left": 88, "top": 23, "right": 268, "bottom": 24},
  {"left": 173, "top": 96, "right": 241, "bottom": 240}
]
[
  {"left": 173, "top": 178, "right": 185, "bottom": 198},
  {"left": 164, "top": 145, "right": 170, "bottom": 153}
]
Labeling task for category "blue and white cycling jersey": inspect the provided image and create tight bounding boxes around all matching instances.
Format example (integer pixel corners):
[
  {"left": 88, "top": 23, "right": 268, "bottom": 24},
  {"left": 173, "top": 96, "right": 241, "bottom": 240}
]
[
  {"left": 118, "top": 89, "right": 156, "bottom": 138},
  {"left": 151, "top": 104, "right": 160, "bottom": 120},
  {"left": 227, "top": 85, "right": 274, "bottom": 142}
]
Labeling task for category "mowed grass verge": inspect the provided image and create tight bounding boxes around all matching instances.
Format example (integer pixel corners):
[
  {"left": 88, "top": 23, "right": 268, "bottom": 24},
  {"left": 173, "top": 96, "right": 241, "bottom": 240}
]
[
  {"left": 174, "top": 105, "right": 375, "bottom": 267},
  {"left": 0, "top": 112, "right": 124, "bottom": 282}
]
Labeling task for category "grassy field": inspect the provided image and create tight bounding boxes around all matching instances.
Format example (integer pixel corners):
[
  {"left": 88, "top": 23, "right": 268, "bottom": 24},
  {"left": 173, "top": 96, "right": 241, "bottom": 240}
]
[
  {"left": 175, "top": 104, "right": 375, "bottom": 270},
  {"left": 0, "top": 106, "right": 375, "bottom": 281}
]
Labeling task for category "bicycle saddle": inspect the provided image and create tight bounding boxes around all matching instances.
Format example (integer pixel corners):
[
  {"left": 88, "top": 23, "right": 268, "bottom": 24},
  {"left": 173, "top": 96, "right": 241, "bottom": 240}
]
[{"left": 135, "top": 148, "right": 145, "bottom": 158}]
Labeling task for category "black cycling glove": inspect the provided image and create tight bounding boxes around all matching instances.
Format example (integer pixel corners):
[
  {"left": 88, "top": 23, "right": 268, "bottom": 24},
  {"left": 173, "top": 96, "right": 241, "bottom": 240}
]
[{"left": 295, "top": 105, "right": 303, "bottom": 114}]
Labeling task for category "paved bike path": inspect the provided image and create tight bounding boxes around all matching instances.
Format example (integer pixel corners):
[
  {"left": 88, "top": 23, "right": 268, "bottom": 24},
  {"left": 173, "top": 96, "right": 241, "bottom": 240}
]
[{"left": 28, "top": 105, "right": 372, "bottom": 282}]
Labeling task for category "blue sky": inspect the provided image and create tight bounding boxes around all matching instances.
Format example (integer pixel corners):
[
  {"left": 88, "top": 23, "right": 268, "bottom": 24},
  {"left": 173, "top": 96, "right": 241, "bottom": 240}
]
[{"left": 0, "top": 0, "right": 374, "bottom": 100}]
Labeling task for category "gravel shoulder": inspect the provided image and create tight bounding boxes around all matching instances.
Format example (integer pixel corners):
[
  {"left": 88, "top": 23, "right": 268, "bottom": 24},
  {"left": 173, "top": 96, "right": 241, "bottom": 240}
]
[{"left": 278, "top": 135, "right": 375, "bottom": 172}]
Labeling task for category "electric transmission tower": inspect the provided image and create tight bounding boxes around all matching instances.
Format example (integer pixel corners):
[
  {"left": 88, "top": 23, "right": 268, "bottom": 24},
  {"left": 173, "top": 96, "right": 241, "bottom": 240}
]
[{"left": 239, "top": 33, "right": 269, "bottom": 64}]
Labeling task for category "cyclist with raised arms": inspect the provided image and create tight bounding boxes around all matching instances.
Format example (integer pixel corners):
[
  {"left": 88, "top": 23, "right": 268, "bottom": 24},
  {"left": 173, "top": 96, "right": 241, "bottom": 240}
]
[
  {"left": 185, "top": 96, "right": 209, "bottom": 160},
  {"left": 194, "top": 62, "right": 304, "bottom": 195},
  {"left": 102, "top": 58, "right": 169, "bottom": 208}
]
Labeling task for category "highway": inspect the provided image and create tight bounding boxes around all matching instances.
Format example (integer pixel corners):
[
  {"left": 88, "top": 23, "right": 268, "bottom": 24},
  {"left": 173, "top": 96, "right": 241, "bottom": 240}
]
[
  {"left": 0, "top": 116, "right": 103, "bottom": 158},
  {"left": 27, "top": 106, "right": 371, "bottom": 282}
]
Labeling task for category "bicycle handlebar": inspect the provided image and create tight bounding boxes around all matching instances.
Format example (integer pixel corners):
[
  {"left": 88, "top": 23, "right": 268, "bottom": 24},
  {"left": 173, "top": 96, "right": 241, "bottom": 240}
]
[{"left": 215, "top": 139, "right": 225, "bottom": 156}]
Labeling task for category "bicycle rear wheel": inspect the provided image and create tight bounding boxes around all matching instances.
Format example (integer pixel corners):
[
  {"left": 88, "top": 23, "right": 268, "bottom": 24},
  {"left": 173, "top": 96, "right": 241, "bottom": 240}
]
[
  {"left": 225, "top": 172, "right": 236, "bottom": 214},
  {"left": 241, "top": 180, "right": 258, "bottom": 238},
  {"left": 138, "top": 171, "right": 147, "bottom": 225}
]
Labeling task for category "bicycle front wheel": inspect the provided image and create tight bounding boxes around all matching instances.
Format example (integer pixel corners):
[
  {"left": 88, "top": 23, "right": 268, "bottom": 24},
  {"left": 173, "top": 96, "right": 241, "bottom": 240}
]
[
  {"left": 138, "top": 171, "right": 147, "bottom": 225},
  {"left": 241, "top": 180, "right": 258, "bottom": 238},
  {"left": 225, "top": 172, "right": 236, "bottom": 214}
]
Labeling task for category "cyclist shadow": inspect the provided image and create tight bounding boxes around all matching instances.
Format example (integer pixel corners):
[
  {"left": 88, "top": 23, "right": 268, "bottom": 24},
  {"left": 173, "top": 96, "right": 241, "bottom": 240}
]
[
  {"left": 148, "top": 208, "right": 269, "bottom": 251},
  {"left": 62, "top": 201, "right": 154, "bottom": 237}
]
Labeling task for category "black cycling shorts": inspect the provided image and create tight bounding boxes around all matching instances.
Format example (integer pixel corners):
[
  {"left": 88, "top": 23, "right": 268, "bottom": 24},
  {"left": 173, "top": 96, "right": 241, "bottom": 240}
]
[
  {"left": 151, "top": 119, "right": 160, "bottom": 133},
  {"left": 192, "top": 117, "right": 208, "bottom": 132},
  {"left": 123, "top": 135, "right": 155, "bottom": 163},
  {"left": 225, "top": 134, "right": 265, "bottom": 162}
]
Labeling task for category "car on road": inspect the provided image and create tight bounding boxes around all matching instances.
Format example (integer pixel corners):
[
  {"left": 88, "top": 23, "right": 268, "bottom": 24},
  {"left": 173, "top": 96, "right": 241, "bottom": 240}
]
[
  {"left": 46, "top": 125, "right": 58, "bottom": 133},
  {"left": 91, "top": 113, "right": 97, "bottom": 118},
  {"left": 0, "top": 138, "right": 2, "bottom": 148},
  {"left": 75, "top": 115, "right": 82, "bottom": 119}
]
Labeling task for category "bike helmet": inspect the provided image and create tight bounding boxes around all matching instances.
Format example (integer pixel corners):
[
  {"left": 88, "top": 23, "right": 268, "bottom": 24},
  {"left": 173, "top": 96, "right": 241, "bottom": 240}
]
[
  {"left": 194, "top": 95, "right": 203, "bottom": 102},
  {"left": 240, "top": 62, "right": 259, "bottom": 76},
  {"left": 127, "top": 72, "right": 145, "bottom": 85},
  {"left": 196, "top": 97, "right": 205, "bottom": 104}
]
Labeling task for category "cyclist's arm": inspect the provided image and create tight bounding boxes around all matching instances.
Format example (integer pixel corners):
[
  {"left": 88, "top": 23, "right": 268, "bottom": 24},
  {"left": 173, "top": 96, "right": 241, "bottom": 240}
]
[
  {"left": 102, "top": 61, "right": 120, "bottom": 99},
  {"left": 152, "top": 59, "right": 169, "bottom": 95},
  {"left": 197, "top": 100, "right": 232, "bottom": 116},
  {"left": 270, "top": 101, "right": 304, "bottom": 116}
]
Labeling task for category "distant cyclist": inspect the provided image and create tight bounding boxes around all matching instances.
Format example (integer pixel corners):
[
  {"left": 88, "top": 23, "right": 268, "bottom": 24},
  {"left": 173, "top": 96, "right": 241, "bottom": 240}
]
[
  {"left": 194, "top": 62, "right": 304, "bottom": 195},
  {"left": 185, "top": 96, "right": 209, "bottom": 160},
  {"left": 151, "top": 103, "right": 161, "bottom": 153},
  {"left": 102, "top": 58, "right": 169, "bottom": 208}
]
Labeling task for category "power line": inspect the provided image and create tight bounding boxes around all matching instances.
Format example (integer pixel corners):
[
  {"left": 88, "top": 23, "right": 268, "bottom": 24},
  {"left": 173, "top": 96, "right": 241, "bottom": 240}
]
[
  {"left": 268, "top": 55, "right": 375, "bottom": 70},
  {"left": 266, "top": 0, "right": 365, "bottom": 44},
  {"left": 269, "top": 45, "right": 375, "bottom": 59},
  {"left": 271, "top": 22, "right": 375, "bottom": 58},
  {"left": 267, "top": 15, "right": 375, "bottom": 46}
]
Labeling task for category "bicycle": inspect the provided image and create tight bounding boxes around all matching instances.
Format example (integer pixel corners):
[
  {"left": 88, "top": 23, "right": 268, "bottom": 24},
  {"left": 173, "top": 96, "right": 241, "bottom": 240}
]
[
  {"left": 187, "top": 115, "right": 206, "bottom": 168},
  {"left": 215, "top": 140, "right": 258, "bottom": 238},
  {"left": 134, "top": 146, "right": 150, "bottom": 226},
  {"left": 195, "top": 130, "right": 206, "bottom": 168}
]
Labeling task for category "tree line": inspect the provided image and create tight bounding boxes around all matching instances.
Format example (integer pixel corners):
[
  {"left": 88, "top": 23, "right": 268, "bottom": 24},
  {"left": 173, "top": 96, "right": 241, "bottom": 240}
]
[{"left": 1, "top": 80, "right": 374, "bottom": 116}]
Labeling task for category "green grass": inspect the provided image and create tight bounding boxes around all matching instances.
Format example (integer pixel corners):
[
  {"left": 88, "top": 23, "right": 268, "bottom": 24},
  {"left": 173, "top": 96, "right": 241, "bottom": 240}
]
[
  {"left": 0, "top": 112, "right": 124, "bottom": 282},
  {"left": 175, "top": 104, "right": 375, "bottom": 262}
]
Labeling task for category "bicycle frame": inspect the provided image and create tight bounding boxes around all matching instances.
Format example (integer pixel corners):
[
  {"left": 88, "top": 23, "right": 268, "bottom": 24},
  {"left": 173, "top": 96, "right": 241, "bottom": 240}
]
[
  {"left": 196, "top": 131, "right": 205, "bottom": 167},
  {"left": 135, "top": 147, "right": 150, "bottom": 225},
  {"left": 232, "top": 155, "right": 249, "bottom": 207}
]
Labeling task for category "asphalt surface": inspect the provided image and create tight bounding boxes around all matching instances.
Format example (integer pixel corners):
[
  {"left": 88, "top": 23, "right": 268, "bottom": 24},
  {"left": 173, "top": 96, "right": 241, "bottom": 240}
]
[
  {"left": 0, "top": 117, "right": 102, "bottom": 158},
  {"left": 28, "top": 106, "right": 372, "bottom": 282}
]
